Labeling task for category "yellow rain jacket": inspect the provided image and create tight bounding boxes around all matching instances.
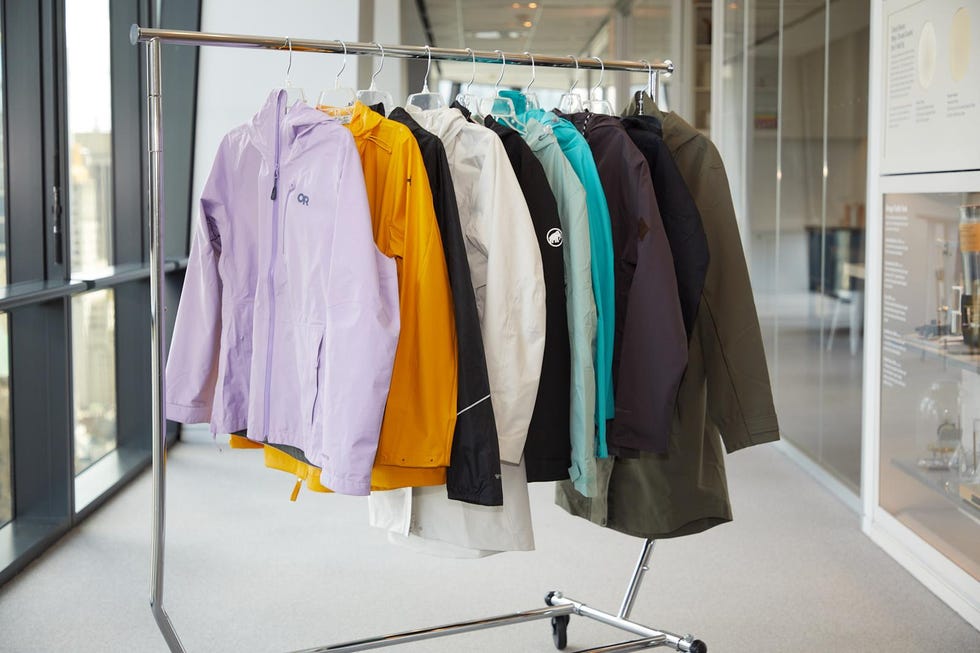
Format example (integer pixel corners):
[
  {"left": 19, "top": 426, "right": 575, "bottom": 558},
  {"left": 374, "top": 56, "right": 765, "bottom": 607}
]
[{"left": 252, "top": 102, "right": 458, "bottom": 494}]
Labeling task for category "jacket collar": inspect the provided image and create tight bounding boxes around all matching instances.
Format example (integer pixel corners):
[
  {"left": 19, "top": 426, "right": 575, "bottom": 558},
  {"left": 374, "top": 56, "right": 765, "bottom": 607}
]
[
  {"left": 337, "top": 101, "right": 385, "bottom": 140},
  {"left": 524, "top": 118, "right": 557, "bottom": 153},
  {"left": 622, "top": 91, "right": 697, "bottom": 149},
  {"left": 555, "top": 110, "right": 623, "bottom": 137},
  {"left": 404, "top": 104, "right": 469, "bottom": 143},
  {"left": 247, "top": 89, "right": 338, "bottom": 162}
]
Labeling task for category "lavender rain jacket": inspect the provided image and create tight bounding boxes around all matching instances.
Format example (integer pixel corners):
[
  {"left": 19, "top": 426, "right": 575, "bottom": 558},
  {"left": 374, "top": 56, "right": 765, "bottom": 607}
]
[{"left": 166, "top": 90, "right": 401, "bottom": 495}]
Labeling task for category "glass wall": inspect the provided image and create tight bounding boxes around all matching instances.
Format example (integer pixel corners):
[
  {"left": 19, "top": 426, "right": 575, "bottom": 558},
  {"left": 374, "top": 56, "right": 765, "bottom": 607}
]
[
  {"left": 1, "top": 0, "right": 202, "bottom": 586},
  {"left": 65, "top": 0, "right": 120, "bottom": 477},
  {"left": 66, "top": 0, "right": 114, "bottom": 276},
  {"left": 719, "top": 0, "right": 870, "bottom": 492}
]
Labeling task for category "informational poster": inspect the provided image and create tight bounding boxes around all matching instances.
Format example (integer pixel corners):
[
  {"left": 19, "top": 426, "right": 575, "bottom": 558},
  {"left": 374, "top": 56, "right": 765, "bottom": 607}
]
[{"left": 883, "top": 1, "right": 980, "bottom": 174}]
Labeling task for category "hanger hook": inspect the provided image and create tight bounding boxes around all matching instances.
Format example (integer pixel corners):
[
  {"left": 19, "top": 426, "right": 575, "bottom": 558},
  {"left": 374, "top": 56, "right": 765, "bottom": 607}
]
[
  {"left": 284, "top": 37, "right": 294, "bottom": 84},
  {"left": 423, "top": 45, "right": 433, "bottom": 91},
  {"left": 590, "top": 56, "right": 605, "bottom": 98},
  {"left": 494, "top": 50, "right": 506, "bottom": 92},
  {"left": 523, "top": 51, "right": 535, "bottom": 93},
  {"left": 370, "top": 42, "right": 385, "bottom": 88},
  {"left": 465, "top": 47, "right": 476, "bottom": 93},
  {"left": 639, "top": 58, "right": 654, "bottom": 97},
  {"left": 335, "top": 40, "right": 348, "bottom": 88},
  {"left": 567, "top": 55, "right": 580, "bottom": 92}
]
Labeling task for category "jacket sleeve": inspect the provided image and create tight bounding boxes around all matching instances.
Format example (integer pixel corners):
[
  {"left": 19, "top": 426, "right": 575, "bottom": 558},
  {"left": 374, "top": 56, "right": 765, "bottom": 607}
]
[
  {"left": 165, "top": 139, "right": 228, "bottom": 425},
  {"left": 687, "top": 140, "right": 779, "bottom": 452},
  {"left": 318, "top": 141, "right": 401, "bottom": 493},
  {"left": 608, "top": 150, "right": 687, "bottom": 454},
  {"left": 479, "top": 139, "right": 547, "bottom": 464}
]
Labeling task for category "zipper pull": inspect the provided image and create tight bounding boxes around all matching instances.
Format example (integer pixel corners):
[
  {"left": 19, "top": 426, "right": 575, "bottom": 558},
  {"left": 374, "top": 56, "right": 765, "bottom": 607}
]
[
  {"left": 270, "top": 166, "right": 280, "bottom": 200},
  {"left": 289, "top": 477, "right": 303, "bottom": 502}
]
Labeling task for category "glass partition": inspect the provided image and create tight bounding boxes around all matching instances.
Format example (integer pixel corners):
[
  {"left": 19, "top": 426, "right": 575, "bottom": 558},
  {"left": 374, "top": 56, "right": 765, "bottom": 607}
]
[{"left": 720, "top": 0, "right": 869, "bottom": 493}]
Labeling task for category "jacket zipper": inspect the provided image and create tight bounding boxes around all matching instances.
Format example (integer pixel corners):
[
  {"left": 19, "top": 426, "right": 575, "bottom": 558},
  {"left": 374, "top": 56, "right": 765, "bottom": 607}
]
[{"left": 262, "top": 93, "right": 285, "bottom": 439}]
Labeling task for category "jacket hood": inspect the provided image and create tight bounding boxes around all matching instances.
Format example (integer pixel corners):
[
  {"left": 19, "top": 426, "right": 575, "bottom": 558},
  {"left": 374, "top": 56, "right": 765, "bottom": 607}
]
[
  {"left": 555, "top": 111, "right": 624, "bottom": 137},
  {"left": 404, "top": 104, "right": 469, "bottom": 144},
  {"left": 621, "top": 114, "right": 664, "bottom": 138},
  {"left": 622, "top": 91, "right": 697, "bottom": 149},
  {"left": 499, "top": 90, "right": 529, "bottom": 115},
  {"left": 247, "top": 89, "right": 337, "bottom": 161}
]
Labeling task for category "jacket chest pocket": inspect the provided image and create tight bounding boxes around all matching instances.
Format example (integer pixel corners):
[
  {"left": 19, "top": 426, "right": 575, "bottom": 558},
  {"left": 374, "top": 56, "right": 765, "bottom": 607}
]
[{"left": 299, "top": 325, "right": 325, "bottom": 431}]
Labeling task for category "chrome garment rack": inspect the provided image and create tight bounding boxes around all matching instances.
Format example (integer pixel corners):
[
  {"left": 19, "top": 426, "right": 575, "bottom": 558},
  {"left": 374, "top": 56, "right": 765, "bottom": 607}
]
[{"left": 132, "top": 25, "right": 703, "bottom": 653}]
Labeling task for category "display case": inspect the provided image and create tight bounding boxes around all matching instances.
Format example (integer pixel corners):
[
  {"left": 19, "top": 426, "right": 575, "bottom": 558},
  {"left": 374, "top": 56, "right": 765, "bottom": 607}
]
[
  {"left": 865, "top": 0, "right": 980, "bottom": 629},
  {"left": 878, "top": 192, "right": 980, "bottom": 583}
]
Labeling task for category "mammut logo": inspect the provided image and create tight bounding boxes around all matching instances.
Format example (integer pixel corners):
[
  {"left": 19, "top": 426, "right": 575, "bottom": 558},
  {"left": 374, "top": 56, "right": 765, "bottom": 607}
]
[
  {"left": 547, "top": 228, "right": 563, "bottom": 247},
  {"left": 297, "top": 193, "right": 310, "bottom": 206}
]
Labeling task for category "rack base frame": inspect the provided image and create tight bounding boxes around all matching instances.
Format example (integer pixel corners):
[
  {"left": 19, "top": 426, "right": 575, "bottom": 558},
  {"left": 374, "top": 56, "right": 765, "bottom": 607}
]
[{"left": 133, "top": 25, "right": 704, "bottom": 653}]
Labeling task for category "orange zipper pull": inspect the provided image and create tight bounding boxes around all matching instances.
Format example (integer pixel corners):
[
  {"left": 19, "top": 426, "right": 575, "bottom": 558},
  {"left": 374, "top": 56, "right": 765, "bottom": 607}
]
[{"left": 289, "top": 477, "right": 303, "bottom": 502}]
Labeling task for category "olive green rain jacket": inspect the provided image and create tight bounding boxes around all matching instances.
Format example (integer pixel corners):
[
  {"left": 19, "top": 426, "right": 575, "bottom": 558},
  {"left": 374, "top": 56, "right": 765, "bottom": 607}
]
[{"left": 555, "top": 94, "right": 780, "bottom": 539}]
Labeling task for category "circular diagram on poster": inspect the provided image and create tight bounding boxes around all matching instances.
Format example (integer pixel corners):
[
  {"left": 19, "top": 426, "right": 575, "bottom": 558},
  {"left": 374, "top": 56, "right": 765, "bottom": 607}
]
[
  {"left": 950, "top": 6, "right": 971, "bottom": 82},
  {"left": 918, "top": 21, "right": 937, "bottom": 88}
]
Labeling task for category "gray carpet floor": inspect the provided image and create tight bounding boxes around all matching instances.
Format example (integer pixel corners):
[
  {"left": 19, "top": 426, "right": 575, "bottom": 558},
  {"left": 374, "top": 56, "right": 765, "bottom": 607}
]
[{"left": 0, "top": 430, "right": 977, "bottom": 652}]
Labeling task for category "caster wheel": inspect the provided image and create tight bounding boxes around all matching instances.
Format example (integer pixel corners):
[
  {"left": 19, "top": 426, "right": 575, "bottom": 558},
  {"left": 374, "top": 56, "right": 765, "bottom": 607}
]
[
  {"left": 551, "top": 615, "right": 570, "bottom": 650},
  {"left": 688, "top": 640, "right": 707, "bottom": 653}
]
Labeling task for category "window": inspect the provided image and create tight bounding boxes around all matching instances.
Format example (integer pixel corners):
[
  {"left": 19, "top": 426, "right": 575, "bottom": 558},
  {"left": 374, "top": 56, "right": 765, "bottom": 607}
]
[
  {"left": 0, "top": 0, "right": 202, "bottom": 586},
  {"left": 66, "top": 0, "right": 114, "bottom": 276},
  {"left": 72, "top": 290, "right": 118, "bottom": 474}
]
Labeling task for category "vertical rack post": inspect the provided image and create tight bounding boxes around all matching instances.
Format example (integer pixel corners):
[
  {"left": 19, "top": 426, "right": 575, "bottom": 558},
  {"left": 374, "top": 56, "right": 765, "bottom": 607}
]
[
  {"left": 619, "top": 539, "right": 656, "bottom": 619},
  {"left": 146, "top": 35, "right": 185, "bottom": 653}
]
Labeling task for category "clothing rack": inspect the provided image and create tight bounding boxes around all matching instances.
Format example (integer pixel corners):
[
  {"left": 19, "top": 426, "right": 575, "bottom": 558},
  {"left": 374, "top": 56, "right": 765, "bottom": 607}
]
[{"left": 131, "top": 25, "right": 703, "bottom": 653}]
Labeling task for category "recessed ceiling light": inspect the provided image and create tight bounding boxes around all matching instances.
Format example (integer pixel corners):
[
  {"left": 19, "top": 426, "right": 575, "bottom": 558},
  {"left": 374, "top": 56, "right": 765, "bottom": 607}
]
[
  {"left": 512, "top": 3, "right": 520, "bottom": 8},
  {"left": 528, "top": 2, "right": 538, "bottom": 8},
  {"left": 474, "top": 30, "right": 502, "bottom": 39},
  {"left": 523, "top": 20, "right": 533, "bottom": 27}
]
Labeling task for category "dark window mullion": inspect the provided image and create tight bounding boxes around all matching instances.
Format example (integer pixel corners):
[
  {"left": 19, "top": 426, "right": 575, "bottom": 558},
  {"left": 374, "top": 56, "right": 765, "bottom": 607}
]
[{"left": 4, "top": 1, "right": 48, "bottom": 284}]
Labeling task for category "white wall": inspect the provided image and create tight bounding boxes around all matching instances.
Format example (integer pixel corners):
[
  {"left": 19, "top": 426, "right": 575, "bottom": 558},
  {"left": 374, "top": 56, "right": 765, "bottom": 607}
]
[{"left": 191, "top": 0, "right": 362, "bottom": 214}]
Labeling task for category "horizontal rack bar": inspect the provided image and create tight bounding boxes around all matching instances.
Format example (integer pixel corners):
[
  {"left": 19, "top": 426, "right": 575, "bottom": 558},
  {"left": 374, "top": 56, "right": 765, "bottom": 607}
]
[{"left": 129, "top": 25, "right": 674, "bottom": 75}]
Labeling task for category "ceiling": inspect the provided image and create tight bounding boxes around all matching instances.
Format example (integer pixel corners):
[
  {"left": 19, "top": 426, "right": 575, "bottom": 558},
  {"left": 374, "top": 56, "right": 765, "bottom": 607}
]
[{"left": 420, "top": 0, "right": 674, "bottom": 88}]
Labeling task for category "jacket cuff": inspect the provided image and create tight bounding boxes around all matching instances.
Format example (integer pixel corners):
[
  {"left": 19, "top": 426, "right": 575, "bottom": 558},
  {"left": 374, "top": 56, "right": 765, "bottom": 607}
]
[
  {"left": 166, "top": 402, "right": 211, "bottom": 424},
  {"left": 726, "top": 415, "right": 780, "bottom": 453},
  {"left": 498, "top": 439, "right": 526, "bottom": 465}
]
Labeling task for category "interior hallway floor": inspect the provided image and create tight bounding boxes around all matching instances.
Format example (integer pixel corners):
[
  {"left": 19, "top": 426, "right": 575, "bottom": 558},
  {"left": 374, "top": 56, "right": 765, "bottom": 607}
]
[{"left": 0, "top": 429, "right": 977, "bottom": 652}]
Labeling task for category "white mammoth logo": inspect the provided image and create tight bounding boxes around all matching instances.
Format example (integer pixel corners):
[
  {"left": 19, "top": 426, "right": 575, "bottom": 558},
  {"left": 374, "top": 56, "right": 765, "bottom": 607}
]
[{"left": 547, "top": 228, "right": 563, "bottom": 247}]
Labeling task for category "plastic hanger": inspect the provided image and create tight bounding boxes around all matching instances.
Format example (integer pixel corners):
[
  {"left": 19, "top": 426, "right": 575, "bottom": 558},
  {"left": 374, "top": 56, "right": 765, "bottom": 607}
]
[
  {"left": 316, "top": 40, "right": 356, "bottom": 118},
  {"left": 282, "top": 37, "right": 307, "bottom": 107},
  {"left": 480, "top": 50, "right": 522, "bottom": 130},
  {"left": 521, "top": 51, "right": 541, "bottom": 110},
  {"left": 406, "top": 45, "right": 447, "bottom": 110},
  {"left": 586, "top": 56, "right": 614, "bottom": 115},
  {"left": 557, "top": 55, "right": 584, "bottom": 113},
  {"left": 455, "top": 48, "right": 482, "bottom": 117},
  {"left": 356, "top": 42, "right": 395, "bottom": 114}
]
